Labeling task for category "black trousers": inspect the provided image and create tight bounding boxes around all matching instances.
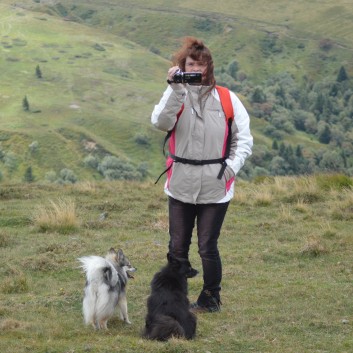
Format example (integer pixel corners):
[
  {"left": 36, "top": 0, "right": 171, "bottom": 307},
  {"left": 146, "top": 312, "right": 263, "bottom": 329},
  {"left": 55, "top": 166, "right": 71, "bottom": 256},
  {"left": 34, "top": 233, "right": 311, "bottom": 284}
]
[{"left": 168, "top": 196, "right": 229, "bottom": 295}]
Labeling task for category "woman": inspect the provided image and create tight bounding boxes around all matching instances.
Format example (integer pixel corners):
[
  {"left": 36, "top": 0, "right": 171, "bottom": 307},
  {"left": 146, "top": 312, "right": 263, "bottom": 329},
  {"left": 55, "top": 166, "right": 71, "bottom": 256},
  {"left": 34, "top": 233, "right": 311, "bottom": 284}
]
[{"left": 151, "top": 37, "right": 253, "bottom": 313}]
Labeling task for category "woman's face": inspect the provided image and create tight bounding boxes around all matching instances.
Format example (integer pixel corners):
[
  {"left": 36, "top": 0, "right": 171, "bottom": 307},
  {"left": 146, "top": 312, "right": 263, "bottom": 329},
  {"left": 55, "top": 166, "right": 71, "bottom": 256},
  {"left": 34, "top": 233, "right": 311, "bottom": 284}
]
[{"left": 185, "top": 56, "right": 208, "bottom": 83}]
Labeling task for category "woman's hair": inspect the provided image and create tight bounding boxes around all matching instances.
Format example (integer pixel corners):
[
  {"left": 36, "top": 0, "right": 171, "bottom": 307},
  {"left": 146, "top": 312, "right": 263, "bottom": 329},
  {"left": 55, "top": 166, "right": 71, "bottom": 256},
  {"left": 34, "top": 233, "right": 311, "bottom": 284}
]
[{"left": 172, "top": 37, "right": 216, "bottom": 91}]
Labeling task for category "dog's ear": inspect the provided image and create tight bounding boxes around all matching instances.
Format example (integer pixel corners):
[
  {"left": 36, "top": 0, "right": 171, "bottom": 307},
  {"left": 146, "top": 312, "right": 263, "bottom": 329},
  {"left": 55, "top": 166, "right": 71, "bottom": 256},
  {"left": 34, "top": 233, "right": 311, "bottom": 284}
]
[
  {"left": 109, "top": 248, "right": 116, "bottom": 254},
  {"left": 167, "top": 253, "right": 180, "bottom": 267},
  {"left": 117, "top": 249, "right": 124, "bottom": 259}
]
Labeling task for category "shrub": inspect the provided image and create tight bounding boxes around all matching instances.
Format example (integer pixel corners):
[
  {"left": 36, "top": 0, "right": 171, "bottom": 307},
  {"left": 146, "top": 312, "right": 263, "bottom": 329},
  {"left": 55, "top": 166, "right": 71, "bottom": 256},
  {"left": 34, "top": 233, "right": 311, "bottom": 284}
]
[
  {"left": 316, "top": 174, "right": 353, "bottom": 190},
  {"left": 29, "top": 141, "right": 39, "bottom": 153},
  {"left": 134, "top": 133, "right": 150, "bottom": 146},
  {"left": 83, "top": 155, "right": 99, "bottom": 169},
  {"left": 45, "top": 170, "right": 57, "bottom": 183},
  {"left": 58, "top": 168, "right": 77, "bottom": 184},
  {"left": 98, "top": 155, "right": 142, "bottom": 181}
]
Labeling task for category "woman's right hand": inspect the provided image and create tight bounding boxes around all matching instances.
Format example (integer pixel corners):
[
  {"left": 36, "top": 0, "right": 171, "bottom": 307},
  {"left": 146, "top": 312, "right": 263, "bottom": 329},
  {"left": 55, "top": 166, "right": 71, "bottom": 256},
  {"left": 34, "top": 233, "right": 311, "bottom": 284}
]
[{"left": 167, "top": 66, "right": 180, "bottom": 83}]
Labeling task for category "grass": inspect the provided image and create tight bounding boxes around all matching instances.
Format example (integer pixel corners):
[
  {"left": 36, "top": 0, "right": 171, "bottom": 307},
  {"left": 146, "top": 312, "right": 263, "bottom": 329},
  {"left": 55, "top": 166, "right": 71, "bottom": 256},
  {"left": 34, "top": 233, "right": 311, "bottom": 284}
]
[{"left": 0, "top": 175, "right": 352, "bottom": 352}]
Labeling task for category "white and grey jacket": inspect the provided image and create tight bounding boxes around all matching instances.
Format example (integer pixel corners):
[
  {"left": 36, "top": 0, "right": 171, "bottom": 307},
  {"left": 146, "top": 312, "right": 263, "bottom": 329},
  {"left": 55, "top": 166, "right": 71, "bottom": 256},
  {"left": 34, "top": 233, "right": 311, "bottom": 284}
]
[{"left": 151, "top": 83, "right": 253, "bottom": 204}]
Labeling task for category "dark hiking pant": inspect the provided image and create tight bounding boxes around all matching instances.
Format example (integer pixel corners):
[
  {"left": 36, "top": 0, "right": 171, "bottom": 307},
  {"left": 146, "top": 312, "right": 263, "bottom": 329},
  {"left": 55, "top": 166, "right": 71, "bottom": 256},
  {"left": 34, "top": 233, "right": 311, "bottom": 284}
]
[{"left": 168, "top": 196, "right": 229, "bottom": 296}]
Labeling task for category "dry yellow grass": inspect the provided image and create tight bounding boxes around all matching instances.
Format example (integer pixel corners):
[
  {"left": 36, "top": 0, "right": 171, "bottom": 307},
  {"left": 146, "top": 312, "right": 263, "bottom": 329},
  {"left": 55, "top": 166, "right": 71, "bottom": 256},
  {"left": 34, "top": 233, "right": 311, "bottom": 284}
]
[{"left": 32, "top": 198, "right": 80, "bottom": 233}]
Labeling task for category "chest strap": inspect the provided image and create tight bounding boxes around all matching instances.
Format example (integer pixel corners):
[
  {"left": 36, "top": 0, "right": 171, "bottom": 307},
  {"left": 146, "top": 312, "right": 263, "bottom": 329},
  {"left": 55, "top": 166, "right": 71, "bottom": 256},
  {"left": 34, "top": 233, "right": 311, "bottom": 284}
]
[{"left": 154, "top": 155, "right": 227, "bottom": 184}]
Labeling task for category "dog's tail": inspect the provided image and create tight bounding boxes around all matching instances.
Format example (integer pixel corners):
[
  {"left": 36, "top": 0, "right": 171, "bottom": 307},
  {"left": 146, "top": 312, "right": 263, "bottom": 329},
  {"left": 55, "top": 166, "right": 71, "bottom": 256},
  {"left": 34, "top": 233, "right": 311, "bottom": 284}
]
[
  {"left": 143, "top": 314, "right": 185, "bottom": 341},
  {"left": 78, "top": 256, "right": 119, "bottom": 327},
  {"left": 78, "top": 256, "right": 119, "bottom": 285}
]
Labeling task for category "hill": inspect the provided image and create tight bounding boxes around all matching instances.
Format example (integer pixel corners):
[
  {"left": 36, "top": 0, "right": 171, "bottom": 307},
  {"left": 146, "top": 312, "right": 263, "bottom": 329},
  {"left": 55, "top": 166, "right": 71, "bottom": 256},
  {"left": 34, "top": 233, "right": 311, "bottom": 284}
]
[{"left": 1, "top": 0, "right": 353, "bottom": 183}]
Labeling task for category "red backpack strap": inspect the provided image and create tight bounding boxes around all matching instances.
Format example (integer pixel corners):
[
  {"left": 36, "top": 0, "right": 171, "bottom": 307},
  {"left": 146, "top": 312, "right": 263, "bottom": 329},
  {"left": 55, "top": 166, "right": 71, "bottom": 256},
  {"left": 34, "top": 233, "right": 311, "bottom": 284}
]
[{"left": 215, "top": 85, "right": 234, "bottom": 121}]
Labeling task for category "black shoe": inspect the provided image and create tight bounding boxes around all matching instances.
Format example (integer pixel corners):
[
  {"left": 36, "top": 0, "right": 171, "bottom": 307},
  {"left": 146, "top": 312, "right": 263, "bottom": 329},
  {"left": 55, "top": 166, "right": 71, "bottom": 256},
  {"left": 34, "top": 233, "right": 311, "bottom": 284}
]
[
  {"left": 186, "top": 267, "right": 199, "bottom": 278},
  {"left": 190, "top": 290, "right": 222, "bottom": 313},
  {"left": 189, "top": 302, "right": 221, "bottom": 313}
]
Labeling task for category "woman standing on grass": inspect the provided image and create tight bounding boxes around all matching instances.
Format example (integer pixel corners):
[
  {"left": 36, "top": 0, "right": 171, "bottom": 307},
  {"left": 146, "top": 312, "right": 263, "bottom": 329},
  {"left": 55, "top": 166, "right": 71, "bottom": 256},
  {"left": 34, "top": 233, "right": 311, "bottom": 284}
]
[{"left": 151, "top": 37, "right": 253, "bottom": 312}]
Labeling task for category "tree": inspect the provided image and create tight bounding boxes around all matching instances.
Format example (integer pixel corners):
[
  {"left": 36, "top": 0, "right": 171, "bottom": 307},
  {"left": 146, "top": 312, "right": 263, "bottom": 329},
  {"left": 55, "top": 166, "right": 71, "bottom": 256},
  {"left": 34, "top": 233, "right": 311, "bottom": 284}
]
[
  {"left": 319, "top": 150, "right": 344, "bottom": 171},
  {"left": 272, "top": 140, "right": 279, "bottom": 150},
  {"left": 227, "top": 60, "right": 239, "bottom": 80},
  {"left": 295, "top": 145, "right": 303, "bottom": 158},
  {"left": 24, "top": 166, "right": 35, "bottom": 183},
  {"left": 22, "top": 96, "right": 30, "bottom": 111},
  {"left": 251, "top": 86, "right": 266, "bottom": 103},
  {"left": 318, "top": 124, "right": 331, "bottom": 144},
  {"left": 336, "top": 66, "right": 348, "bottom": 82},
  {"left": 35, "top": 65, "right": 42, "bottom": 79}
]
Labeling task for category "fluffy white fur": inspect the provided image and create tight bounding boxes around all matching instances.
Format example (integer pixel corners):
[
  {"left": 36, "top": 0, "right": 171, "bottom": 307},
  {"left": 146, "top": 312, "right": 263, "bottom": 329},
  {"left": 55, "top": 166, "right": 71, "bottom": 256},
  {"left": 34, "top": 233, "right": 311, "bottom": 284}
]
[
  {"left": 78, "top": 256, "right": 120, "bottom": 329},
  {"left": 78, "top": 248, "right": 135, "bottom": 329}
]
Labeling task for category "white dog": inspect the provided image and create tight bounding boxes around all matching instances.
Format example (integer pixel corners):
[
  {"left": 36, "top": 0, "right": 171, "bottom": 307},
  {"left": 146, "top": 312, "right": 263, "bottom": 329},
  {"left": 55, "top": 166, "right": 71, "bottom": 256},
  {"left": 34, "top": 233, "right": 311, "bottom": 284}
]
[{"left": 78, "top": 248, "right": 136, "bottom": 329}]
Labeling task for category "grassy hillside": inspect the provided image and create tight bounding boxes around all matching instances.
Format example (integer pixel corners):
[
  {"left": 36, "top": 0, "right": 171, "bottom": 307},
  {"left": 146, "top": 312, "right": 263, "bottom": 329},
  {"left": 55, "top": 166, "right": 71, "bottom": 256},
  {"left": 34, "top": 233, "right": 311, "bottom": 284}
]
[
  {"left": 0, "top": 1, "right": 169, "bottom": 182},
  {"left": 1, "top": 0, "right": 353, "bottom": 183},
  {"left": 0, "top": 176, "right": 352, "bottom": 352}
]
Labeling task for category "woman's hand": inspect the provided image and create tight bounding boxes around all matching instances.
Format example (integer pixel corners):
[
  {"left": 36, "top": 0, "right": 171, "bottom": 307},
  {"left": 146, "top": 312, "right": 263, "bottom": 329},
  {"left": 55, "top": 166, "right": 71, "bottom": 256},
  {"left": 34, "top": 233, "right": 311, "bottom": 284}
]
[{"left": 167, "top": 66, "right": 180, "bottom": 83}]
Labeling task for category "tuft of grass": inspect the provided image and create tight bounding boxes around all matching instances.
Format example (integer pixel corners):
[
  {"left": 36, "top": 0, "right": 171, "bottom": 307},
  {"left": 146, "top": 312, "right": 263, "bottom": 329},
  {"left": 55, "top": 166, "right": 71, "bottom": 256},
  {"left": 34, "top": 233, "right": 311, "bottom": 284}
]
[
  {"left": 1, "top": 273, "right": 29, "bottom": 294},
  {"left": 300, "top": 235, "right": 328, "bottom": 257},
  {"left": 294, "top": 197, "right": 310, "bottom": 213},
  {"left": 330, "top": 189, "right": 353, "bottom": 221},
  {"left": 0, "top": 231, "right": 11, "bottom": 247},
  {"left": 278, "top": 203, "right": 295, "bottom": 223},
  {"left": 253, "top": 189, "right": 273, "bottom": 206},
  {"left": 32, "top": 198, "right": 80, "bottom": 234},
  {"left": 0, "top": 319, "right": 29, "bottom": 330}
]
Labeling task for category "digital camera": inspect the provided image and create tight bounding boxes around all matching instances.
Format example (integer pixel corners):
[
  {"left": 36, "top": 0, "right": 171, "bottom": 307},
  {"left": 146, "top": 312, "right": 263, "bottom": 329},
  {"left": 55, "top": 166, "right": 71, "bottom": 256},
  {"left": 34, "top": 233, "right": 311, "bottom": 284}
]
[{"left": 172, "top": 69, "right": 202, "bottom": 84}]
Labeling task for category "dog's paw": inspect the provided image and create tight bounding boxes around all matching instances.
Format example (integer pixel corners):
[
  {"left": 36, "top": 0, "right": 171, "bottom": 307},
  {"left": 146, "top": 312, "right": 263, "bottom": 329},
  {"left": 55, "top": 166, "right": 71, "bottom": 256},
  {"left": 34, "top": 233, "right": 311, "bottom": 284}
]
[{"left": 125, "top": 319, "right": 132, "bottom": 324}]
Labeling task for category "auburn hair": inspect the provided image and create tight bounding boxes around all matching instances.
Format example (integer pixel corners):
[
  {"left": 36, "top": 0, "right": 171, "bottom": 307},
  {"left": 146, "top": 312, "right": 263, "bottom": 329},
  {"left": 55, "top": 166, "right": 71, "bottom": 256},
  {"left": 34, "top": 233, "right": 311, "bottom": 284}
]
[{"left": 172, "top": 37, "right": 216, "bottom": 92}]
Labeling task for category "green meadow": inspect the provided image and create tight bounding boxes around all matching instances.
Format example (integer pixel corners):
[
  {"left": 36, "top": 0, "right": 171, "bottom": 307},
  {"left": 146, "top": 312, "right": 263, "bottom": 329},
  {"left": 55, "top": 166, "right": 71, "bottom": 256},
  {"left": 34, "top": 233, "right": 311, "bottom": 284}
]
[{"left": 0, "top": 175, "right": 352, "bottom": 352}]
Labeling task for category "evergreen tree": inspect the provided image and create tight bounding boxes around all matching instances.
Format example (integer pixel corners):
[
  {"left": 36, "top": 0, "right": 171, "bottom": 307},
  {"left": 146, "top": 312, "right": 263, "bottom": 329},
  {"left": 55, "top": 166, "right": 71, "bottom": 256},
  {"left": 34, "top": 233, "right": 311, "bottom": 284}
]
[
  {"left": 279, "top": 142, "right": 286, "bottom": 157},
  {"left": 272, "top": 140, "right": 279, "bottom": 150},
  {"left": 318, "top": 125, "right": 332, "bottom": 144},
  {"left": 295, "top": 145, "right": 303, "bottom": 158},
  {"left": 336, "top": 66, "right": 348, "bottom": 82},
  {"left": 251, "top": 86, "right": 266, "bottom": 103},
  {"left": 35, "top": 65, "right": 42, "bottom": 79},
  {"left": 22, "top": 96, "right": 29, "bottom": 111},
  {"left": 227, "top": 60, "right": 239, "bottom": 80},
  {"left": 24, "top": 166, "right": 34, "bottom": 183}
]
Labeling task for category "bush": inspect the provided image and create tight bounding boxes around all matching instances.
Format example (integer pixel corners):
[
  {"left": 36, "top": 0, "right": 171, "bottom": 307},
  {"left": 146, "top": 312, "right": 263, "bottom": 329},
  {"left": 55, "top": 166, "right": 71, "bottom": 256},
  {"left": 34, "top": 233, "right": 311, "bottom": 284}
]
[
  {"left": 58, "top": 168, "right": 78, "bottom": 184},
  {"left": 45, "top": 170, "right": 57, "bottom": 183},
  {"left": 98, "top": 155, "right": 142, "bottom": 181},
  {"left": 316, "top": 174, "right": 353, "bottom": 190},
  {"left": 29, "top": 141, "right": 39, "bottom": 153},
  {"left": 134, "top": 133, "right": 150, "bottom": 146},
  {"left": 83, "top": 155, "right": 99, "bottom": 169}
]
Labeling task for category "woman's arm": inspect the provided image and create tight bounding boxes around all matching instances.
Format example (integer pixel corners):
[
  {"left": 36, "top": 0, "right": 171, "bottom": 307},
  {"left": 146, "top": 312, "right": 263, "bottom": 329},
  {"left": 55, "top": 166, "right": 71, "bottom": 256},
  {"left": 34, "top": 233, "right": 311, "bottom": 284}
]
[{"left": 151, "top": 84, "right": 187, "bottom": 132}]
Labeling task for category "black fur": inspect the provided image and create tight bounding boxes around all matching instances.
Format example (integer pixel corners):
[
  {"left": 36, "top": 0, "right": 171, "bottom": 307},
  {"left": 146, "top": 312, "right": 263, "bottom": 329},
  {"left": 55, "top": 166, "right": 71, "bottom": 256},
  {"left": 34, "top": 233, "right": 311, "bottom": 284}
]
[{"left": 142, "top": 254, "right": 197, "bottom": 341}]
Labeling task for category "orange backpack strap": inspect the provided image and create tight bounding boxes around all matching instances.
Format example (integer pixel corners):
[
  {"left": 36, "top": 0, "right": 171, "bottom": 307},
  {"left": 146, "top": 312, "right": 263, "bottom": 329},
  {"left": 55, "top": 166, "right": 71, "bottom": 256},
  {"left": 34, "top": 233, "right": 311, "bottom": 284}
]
[
  {"left": 215, "top": 85, "right": 234, "bottom": 121},
  {"left": 215, "top": 85, "right": 234, "bottom": 179}
]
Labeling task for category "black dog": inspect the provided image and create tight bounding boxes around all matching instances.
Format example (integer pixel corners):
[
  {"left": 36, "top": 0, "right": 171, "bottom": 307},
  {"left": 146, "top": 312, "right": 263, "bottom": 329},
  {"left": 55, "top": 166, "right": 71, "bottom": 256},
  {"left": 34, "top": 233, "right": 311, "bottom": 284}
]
[{"left": 142, "top": 254, "right": 197, "bottom": 341}]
